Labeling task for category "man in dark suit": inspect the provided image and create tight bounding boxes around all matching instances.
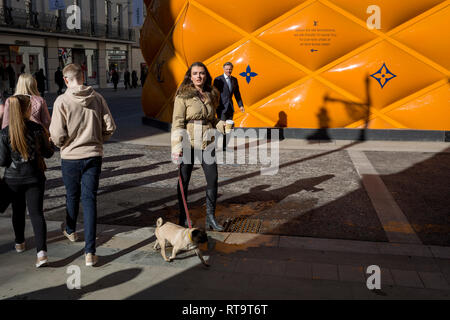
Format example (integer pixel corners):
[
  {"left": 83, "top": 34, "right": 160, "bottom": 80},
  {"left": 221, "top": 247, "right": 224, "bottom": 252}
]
[
  {"left": 213, "top": 62, "right": 245, "bottom": 151},
  {"left": 214, "top": 62, "right": 245, "bottom": 121}
]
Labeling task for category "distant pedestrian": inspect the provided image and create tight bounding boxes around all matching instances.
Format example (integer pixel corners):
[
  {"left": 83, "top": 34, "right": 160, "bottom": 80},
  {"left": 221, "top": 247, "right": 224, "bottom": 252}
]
[
  {"left": 0, "top": 94, "right": 55, "bottom": 268},
  {"left": 2, "top": 73, "right": 51, "bottom": 131},
  {"left": 6, "top": 64, "right": 15, "bottom": 95},
  {"left": 111, "top": 69, "right": 119, "bottom": 91},
  {"left": 131, "top": 70, "right": 138, "bottom": 88},
  {"left": 124, "top": 69, "right": 131, "bottom": 90},
  {"left": 35, "top": 69, "right": 46, "bottom": 98},
  {"left": 140, "top": 67, "right": 147, "bottom": 87},
  {"left": 55, "top": 67, "right": 65, "bottom": 95},
  {"left": 50, "top": 64, "right": 116, "bottom": 267},
  {"left": 0, "top": 91, "right": 4, "bottom": 125},
  {"left": 0, "top": 64, "right": 6, "bottom": 96}
]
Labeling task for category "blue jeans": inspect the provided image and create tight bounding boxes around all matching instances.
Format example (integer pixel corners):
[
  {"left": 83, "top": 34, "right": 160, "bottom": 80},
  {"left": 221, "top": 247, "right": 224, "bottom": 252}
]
[{"left": 61, "top": 157, "right": 102, "bottom": 254}]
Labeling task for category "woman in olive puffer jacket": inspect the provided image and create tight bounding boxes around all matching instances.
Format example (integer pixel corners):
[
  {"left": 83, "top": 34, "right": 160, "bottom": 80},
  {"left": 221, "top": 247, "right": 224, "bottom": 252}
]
[{"left": 171, "top": 62, "right": 226, "bottom": 231}]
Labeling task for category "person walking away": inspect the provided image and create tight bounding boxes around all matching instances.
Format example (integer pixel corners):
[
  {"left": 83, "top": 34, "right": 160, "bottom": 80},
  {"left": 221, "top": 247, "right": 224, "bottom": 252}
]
[
  {"left": 6, "top": 64, "right": 15, "bottom": 95},
  {"left": 171, "top": 62, "right": 226, "bottom": 231},
  {"left": 50, "top": 64, "right": 116, "bottom": 267},
  {"left": 111, "top": 69, "right": 119, "bottom": 91},
  {"left": 55, "top": 67, "right": 65, "bottom": 95},
  {"left": 213, "top": 62, "right": 245, "bottom": 151},
  {"left": 0, "top": 91, "right": 4, "bottom": 124},
  {"left": 35, "top": 69, "right": 46, "bottom": 98},
  {"left": 0, "top": 64, "right": 5, "bottom": 96},
  {"left": 0, "top": 94, "right": 54, "bottom": 267},
  {"left": 140, "top": 67, "right": 147, "bottom": 87},
  {"left": 131, "top": 70, "right": 138, "bottom": 89},
  {"left": 2, "top": 73, "right": 51, "bottom": 131},
  {"left": 124, "top": 69, "right": 131, "bottom": 90}
]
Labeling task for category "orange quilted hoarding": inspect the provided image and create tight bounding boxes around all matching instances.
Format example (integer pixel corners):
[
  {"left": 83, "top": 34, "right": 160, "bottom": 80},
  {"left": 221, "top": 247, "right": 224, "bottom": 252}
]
[{"left": 141, "top": 0, "right": 450, "bottom": 130}]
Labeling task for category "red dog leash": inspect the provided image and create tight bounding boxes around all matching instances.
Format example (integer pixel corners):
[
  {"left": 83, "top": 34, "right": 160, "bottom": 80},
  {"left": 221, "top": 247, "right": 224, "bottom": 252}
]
[{"left": 178, "top": 164, "right": 192, "bottom": 229}]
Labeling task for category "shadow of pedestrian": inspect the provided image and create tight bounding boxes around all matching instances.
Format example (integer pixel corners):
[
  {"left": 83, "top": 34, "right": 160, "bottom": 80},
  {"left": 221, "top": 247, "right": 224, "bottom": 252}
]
[
  {"left": 0, "top": 227, "right": 67, "bottom": 255},
  {"left": 274, "top": 111, "right": 288, "bottom": 128},
  {"left": 7, "top": 268, "right": 142, "bottom": 300},
  {"left": 45, "top": 160, "right": 173, "bottom": 192},
  {"left": 94, "top": 236, "right": 156, "bottom": 268},
  {"left": 222, "top": 175, "right": 333, "bottom": 205},
  {"left": 102, "top": 154, "right": 146, "bottom": 163},
  {"left": 48, "top": 225, "right": 154, "bottom": 268},
  {"left": 307, "top": 106, "right": 332, "bottom": 143},
  {"left": 323, "top": 75, "right": 372, "bottom": 141}
]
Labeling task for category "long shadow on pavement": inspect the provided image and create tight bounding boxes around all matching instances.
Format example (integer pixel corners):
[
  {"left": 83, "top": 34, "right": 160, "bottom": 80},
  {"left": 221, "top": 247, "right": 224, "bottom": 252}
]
[
  {"left": 124, "top": 147, "right": 450, "bottom": 299},
  {"left": 7, "top": 268, "right": 142, "bottom": 300}
]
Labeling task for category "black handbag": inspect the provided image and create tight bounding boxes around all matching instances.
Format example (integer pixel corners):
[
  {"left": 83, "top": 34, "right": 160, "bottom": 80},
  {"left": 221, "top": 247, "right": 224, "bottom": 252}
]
[{"left": 0, "top": 177, "right": 11, "bottom": 213}]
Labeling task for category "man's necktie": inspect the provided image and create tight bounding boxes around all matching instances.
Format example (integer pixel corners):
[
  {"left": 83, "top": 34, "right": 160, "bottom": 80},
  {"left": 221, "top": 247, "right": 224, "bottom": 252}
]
[{"left": 226, "top": 77, "right": 232, "bottom": 92}]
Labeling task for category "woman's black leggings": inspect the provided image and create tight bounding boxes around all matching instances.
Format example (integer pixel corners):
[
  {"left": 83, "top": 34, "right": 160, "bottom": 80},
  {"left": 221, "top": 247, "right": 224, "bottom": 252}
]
[
  {"left": 177, "top": 149, "right": 218, "bottom": 223},
  {"left": 7, "top": 181, "right": 47, "bottom": 253}
]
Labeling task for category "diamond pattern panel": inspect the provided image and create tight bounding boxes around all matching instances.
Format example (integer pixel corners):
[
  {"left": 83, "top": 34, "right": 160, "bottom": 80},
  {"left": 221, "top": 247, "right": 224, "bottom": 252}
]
[
  {"left": 142, "top": 74, "right": 169, "bottom": 118},
  {"left": 172, "top": 4, "right": 243, "bottom": 65},
  {"left": 252, "top": 79, "right": 369, "bottom": 128},
  {"left": 207, "top": 41, "right": 306, "bottom": 106},
  {"left": 141, "top": 0, "right": 450, "bottom": 130},
  {"left": 393, "top": 6, "right": 450, "bottom": 69},
  {"left": 140, "top": 15, "right": 166, "bottom": 66},
  {"left": 321, "top": 41, "right": 446, "bottom": 110},
  {"left": 329, "top": 0, "right": 445, "bottom": 31},
  {"left": 194, "top": 0, "right": 304, "bottom": 33},
  {"left": 238, "top": 112, "right": 272, "bottom": 128},
  {"left": 150, "top": 43, "right": 187, "bottom": 98},
  {"left": 258, "top": 1, "right": 376, "bottom": 70},
  {"left": 359, "top": 118, "right": 396, "bottom": 130},
  {"left": 149, "top": 0, "right": 187, "bottom": 35},
  {"left": 384, "top": 84, "right": 450, "bottom": 130}
]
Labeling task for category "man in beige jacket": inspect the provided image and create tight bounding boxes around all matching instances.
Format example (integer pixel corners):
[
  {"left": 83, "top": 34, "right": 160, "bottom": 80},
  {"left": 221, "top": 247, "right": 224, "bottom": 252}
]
[{"left": 50, "top": 64, "right": 116, "bottom": 266}]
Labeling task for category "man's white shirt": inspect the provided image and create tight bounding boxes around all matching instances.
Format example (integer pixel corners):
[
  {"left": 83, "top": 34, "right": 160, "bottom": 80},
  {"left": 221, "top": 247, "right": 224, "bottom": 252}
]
[{"left": 224, "top": 74, "right": 232, "bottom": 91}]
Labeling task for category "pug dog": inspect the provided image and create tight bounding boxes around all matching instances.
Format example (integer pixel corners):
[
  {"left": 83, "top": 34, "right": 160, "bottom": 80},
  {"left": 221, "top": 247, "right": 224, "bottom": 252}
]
[{"left": 153, "top": 217, "right": 210, "bottom": 267}]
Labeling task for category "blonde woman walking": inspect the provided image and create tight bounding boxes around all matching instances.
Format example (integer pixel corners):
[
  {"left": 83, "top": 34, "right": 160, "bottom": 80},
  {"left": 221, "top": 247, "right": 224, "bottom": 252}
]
[
  {"left": 0, "top": 95, "right": 54, "bottom": 267},
  {"left": 2, "top": 73, "right": 51, "bottom": 130}
]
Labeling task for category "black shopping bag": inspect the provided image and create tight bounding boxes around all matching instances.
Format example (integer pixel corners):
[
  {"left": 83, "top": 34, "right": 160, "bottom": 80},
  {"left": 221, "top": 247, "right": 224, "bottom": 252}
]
[{"left": 0, "top": 178, "right": 11, "bottom": 213}]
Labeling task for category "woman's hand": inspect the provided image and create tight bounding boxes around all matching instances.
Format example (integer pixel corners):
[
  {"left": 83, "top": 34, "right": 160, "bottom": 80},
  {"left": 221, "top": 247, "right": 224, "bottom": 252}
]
[
  {"left": 172, "top": 151, "right": 183, "bottom": 164},
  {"left": 216, "top": 120, "right": 226, "bottom": 135}
]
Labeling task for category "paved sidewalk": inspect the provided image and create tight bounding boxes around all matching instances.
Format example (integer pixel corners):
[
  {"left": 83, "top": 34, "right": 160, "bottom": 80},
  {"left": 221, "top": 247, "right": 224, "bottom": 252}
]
[
  {"left": 1, "top": 217, "right": 450, "bottom": 300},
  {"left": 1, "top": 88, "right": 449, "bottom": 299}
]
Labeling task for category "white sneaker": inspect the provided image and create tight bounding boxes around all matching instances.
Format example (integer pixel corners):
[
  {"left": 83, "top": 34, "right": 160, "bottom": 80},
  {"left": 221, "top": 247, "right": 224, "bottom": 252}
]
[
  {"left": 63, "top": 230, "right": 78, "bottom": 242},
  {"left": 85, "top": 253, "right": 98, "bottom": 267},
  {"left": 36, "top": 255, "right": 48, "bottom": 268}
]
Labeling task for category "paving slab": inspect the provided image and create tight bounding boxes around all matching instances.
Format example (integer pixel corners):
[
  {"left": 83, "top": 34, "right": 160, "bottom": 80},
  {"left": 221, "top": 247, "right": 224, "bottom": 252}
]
[
  {"left": 312, "top": 263, "right": 339, "bottom": 281},
  {"left": 284, "top": 261, "right": 312, "bottom": 279},
  {"left": 338, "top": 265, "right": 366, "bottom": 283},
  {"left": 390, "top": 269, "right": 424, "bottom": 288},
  {"left": 2, "top": 217, "right": 450, "bottom": 299},
  {"left": 429, "top": 246, "right": 450, "bottom": 260},
  {"left": 418, "top": 272, "right": 450, "bottom": 291}
]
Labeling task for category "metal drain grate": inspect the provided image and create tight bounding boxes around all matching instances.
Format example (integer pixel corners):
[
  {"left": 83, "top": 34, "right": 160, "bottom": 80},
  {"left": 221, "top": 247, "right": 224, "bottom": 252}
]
[{"left": 223, "top": 216, "right": 262, "bottom": 233}]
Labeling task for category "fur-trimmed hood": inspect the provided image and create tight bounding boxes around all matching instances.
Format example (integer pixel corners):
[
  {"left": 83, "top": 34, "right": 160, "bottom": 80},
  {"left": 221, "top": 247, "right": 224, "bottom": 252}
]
[
  {"left": 176, "top": 84, "right": 219, "bottom": 105},
  {"left": 171, "top": 83, "right": 226, "bottom": 153}
]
